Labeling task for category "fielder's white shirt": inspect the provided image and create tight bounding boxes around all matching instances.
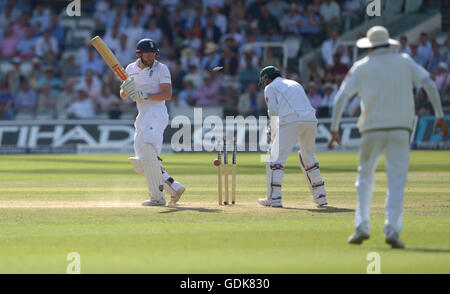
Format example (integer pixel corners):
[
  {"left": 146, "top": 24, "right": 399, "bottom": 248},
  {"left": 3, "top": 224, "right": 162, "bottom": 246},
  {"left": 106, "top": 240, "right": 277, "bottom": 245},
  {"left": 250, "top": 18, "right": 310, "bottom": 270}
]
[
  {"left": 125, "top": 59, "right": 171, "bottom": 113},
  {"left": 331, "top": 48, "right": 444, "bottom": 133},
  {"left": 264, "top": 77, "right": 317, "bottom": 125}
]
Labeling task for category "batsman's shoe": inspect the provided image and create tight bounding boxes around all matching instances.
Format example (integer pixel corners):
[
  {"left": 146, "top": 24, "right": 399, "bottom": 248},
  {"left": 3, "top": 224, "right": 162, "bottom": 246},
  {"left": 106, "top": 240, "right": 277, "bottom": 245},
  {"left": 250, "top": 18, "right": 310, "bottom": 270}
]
[
  {"left": 168, "top": 182, "right": 186, "bottom": 205},
  {"left": 141, "top": 198, "right": 166, "bottom": 206},
  {"left": 348, "top": 227, "right": 370, "bottom": 245},
  {"left": 313, "top": 195, "right": 328, "bottom": 207},
  {"left": 258, "top": 197, "right": 282, "bottom": 208},
  {"left": 385, "top": 230, "right": 405, "bottom": 249}
]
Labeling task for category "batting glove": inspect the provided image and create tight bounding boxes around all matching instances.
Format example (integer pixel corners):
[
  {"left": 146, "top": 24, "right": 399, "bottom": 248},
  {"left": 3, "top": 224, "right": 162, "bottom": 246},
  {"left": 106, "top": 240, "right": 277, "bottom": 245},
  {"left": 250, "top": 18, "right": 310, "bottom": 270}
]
[
  {"left": 129, "top": 90, "right": 147, "bottom": 102},
  {"left": 120, "top": 77, "right": 136, "bottom": 96}
]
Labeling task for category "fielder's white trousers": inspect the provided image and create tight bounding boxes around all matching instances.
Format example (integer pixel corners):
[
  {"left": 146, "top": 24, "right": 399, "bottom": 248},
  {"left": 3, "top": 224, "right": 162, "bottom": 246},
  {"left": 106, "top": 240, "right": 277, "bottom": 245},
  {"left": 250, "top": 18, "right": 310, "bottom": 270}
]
[
  {"left": 270, "top": 121, "right": 318, "bottom": 166},
  {"left": 355, "top": 129, "right": 410, "bottom": 234},
  {"left": 134, "top": 106, "right": 169, "bottom": 157}
]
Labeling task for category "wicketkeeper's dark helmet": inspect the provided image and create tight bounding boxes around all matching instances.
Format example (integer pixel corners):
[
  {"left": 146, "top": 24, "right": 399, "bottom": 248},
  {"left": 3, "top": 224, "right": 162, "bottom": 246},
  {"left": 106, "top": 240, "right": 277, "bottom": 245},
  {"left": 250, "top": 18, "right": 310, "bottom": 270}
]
[
  {"left": 136, "top": 38, "right": 159, "bottom": 54},
  {"left": 258, "top": 65, "right": 281, "bottom": 88}
]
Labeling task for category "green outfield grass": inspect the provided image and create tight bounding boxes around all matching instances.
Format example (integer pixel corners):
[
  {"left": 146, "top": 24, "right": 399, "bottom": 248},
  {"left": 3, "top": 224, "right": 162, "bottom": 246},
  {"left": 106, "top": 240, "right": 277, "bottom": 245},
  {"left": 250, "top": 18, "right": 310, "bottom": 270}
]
[{"left": 0, "top": 150, "right": 449, "bottom": 274}]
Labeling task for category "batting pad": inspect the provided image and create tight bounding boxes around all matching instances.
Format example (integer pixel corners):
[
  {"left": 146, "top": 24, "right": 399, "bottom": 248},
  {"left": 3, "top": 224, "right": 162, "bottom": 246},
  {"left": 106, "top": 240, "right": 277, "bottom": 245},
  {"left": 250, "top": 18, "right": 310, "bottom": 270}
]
[
  {"left": 129, "top": 157, "right": 178, "bottom": 197},
  {"left": 141, "top": 143, "right": 165, "bottom": 201},
  {"left": 128, "top": 157, "right": 144, "bottom": 176},
  {"left": 159, "top": 158, "right": 182, "bottom": 197},
  {"left": 161, "top": 168, "right": 177, "bottom": 196}
]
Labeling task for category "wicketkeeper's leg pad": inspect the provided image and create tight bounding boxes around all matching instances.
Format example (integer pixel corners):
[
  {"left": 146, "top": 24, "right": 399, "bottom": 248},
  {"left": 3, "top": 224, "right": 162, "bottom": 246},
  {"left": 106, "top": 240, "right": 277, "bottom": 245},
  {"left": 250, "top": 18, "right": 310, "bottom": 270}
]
[
  {"left": 298, "top": 152, "right": 326, "bottom": 200},
  {"left": 266, "top": 163, "right": 284, "bottom": 201}
]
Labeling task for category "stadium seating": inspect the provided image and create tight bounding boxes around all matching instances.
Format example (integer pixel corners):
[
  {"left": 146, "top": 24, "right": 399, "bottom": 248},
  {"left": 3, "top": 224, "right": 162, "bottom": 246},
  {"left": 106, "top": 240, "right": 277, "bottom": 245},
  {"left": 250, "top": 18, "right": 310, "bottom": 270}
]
[
  {"left": 405, "top": 0, "right": 423, "bottom": 14},
  {"left": 0, "top": 61, "right": 14, "bottom": 75}
]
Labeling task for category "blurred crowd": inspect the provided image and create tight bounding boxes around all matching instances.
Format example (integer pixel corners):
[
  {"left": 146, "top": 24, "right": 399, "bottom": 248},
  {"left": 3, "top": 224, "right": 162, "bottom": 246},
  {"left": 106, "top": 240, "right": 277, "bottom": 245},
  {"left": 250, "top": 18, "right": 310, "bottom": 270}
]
[
  {"left": 312, "top": 29, "right": 450, "bottom": 118},
  {"left": 0, "top": 0, "right": 448, "bottom": 121}
]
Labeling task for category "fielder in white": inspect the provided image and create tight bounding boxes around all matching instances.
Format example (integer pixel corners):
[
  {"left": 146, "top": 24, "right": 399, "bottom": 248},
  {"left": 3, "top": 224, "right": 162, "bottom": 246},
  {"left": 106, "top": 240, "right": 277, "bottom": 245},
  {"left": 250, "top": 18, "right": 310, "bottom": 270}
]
[
  {"left": 328, "top": 26, "right": 448, "bottom": 248},
  {"left": 119, "top": 38, "right": 185, "bottom": 206},
  {"left": 257, "top": 66, "right": 328, "bottom": 208}
]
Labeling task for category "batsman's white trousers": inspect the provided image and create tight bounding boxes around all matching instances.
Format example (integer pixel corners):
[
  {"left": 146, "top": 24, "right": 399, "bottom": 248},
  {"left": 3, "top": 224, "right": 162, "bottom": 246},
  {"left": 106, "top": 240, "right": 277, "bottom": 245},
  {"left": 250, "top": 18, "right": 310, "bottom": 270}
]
[
  {"left": 355, "top": 129, "right": 410, "bottom": 234},
  {"left": 134, "top": 106, "right": 169, "bottom": 157},
  {"left": 270, "top": 121, "right": 318, "bottom": 166}
]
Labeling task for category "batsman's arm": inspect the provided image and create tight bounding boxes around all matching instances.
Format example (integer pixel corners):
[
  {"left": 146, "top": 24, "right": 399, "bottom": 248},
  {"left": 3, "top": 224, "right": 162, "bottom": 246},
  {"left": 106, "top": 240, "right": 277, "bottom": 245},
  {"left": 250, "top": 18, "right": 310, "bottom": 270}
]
[
  {"left": 120, "top": 83, "right": 172, "bottom": 101},
  {"left": 147, "top": 83, "right": 172, "bottom": 101}
]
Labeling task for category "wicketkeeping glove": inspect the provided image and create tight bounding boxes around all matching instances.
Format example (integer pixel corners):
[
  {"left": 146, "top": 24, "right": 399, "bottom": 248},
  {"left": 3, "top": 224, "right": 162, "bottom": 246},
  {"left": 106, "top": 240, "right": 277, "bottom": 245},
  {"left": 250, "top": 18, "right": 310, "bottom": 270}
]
[
  {"left": 129, "top": 90, "right": 147, "bottom": 102},
  {"left": 120, "top": 77, "right": 136, "bottom": 96}
]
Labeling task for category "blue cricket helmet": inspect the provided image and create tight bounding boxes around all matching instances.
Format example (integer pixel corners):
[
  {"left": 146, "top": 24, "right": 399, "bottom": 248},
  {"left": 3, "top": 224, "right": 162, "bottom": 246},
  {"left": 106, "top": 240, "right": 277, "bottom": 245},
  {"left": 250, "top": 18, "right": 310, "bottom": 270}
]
[{"left": 136, "top": 38, "right": 159, "bottom": 53}]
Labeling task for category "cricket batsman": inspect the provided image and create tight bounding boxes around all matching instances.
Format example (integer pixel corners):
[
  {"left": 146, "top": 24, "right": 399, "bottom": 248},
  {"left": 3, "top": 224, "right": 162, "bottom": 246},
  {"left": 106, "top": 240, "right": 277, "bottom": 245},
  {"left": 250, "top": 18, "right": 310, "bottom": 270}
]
[
  {"left": 119, "top": 38, "right": 185, "bottom": 206},
  {"left": 328, "top": 26, "right": 449, "bottom": 248},
  {"left": 258, "top": 66, "right": 328, "bottom": 208}
]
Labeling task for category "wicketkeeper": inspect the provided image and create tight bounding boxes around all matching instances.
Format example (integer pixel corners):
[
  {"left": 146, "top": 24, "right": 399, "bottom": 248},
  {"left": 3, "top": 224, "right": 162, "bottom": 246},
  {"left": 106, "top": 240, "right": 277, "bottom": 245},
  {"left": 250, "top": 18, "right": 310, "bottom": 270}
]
[{"left": 258, "top": 66, "right": 328, "bottom": 208}]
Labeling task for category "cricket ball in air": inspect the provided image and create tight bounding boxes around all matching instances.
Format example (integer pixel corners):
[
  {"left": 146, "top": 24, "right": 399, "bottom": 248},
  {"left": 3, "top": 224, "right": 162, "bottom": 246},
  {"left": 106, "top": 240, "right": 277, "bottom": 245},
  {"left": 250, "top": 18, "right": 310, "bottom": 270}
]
[{"left": 213, "top": 159, "right": 221, "bottom": 166}]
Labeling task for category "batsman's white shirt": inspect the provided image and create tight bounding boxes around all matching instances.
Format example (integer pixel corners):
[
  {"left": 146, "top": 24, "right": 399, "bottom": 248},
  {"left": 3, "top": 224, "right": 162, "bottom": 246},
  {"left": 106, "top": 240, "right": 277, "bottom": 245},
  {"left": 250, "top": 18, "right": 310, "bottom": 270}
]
[{"left": 125, "top": 59, "right": 171, "bottom": 156}]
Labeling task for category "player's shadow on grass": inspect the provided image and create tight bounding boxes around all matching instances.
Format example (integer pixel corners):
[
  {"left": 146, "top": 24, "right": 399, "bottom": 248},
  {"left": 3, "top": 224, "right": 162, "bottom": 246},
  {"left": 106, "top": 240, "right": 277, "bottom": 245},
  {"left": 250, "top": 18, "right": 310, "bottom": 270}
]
[
  {"left": 160, "top": 206, "right": 222, "bottom": 214},
  {"left": 281, "top": 206, "right": 354, "bottom": 213}
]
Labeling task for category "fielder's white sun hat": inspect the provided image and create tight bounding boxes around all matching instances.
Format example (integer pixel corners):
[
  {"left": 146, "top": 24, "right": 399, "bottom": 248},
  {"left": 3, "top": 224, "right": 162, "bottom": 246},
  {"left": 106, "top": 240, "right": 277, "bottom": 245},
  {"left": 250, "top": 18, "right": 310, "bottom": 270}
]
[{"left": 356, "top": 26, "right": 399, "bottom": 49}]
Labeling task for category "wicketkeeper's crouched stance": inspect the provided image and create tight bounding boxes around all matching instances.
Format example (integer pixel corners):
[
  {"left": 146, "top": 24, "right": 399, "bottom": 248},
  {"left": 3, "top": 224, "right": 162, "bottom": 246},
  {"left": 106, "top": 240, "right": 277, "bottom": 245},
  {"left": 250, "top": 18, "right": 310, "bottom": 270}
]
[
  {"left": 258, "top": 66, "right": 328, "bottom": 208},
  {"left": 120, "top": 38, "right": 185, "bottom": 206}
]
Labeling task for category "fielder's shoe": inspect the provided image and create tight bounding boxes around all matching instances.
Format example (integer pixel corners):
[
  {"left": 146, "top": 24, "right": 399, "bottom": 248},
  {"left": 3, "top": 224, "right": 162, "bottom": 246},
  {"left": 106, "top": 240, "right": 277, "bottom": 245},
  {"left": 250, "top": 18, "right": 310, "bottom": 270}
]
[
  {"left": 258, "top": 197, "right": 282, "bottom": 208},
  {"left": 348, "top": 227, "right": 370, "bottom": 245},
  {"left": 313, "top": 194, "right": 328, "bottom": 207},
  {"left": 385, "top": 229, "right": 405, "bottom": 249},
  {"left": 168, "top": 182, "right": 186, "bottom": 205},
  {"left": 141, "top": 198, "right": 166, "bottom": 206}
]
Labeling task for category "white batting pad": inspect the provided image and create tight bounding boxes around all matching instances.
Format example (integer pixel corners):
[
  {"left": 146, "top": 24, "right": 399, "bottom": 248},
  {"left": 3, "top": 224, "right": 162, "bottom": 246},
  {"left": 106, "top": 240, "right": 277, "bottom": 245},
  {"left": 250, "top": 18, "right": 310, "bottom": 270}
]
[
  {"left": 128, "top": 157, "right": 144, "bottom": 176},
  {"left": 141, "top": 143, "right": 165, "bottom": 202}
]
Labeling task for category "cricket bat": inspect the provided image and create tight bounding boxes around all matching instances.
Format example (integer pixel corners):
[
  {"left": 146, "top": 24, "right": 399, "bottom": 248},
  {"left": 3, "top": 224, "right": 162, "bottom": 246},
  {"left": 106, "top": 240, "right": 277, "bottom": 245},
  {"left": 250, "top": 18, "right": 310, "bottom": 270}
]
[{"left": 90, "top": 36, "right": 128, "bottom": 82}]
